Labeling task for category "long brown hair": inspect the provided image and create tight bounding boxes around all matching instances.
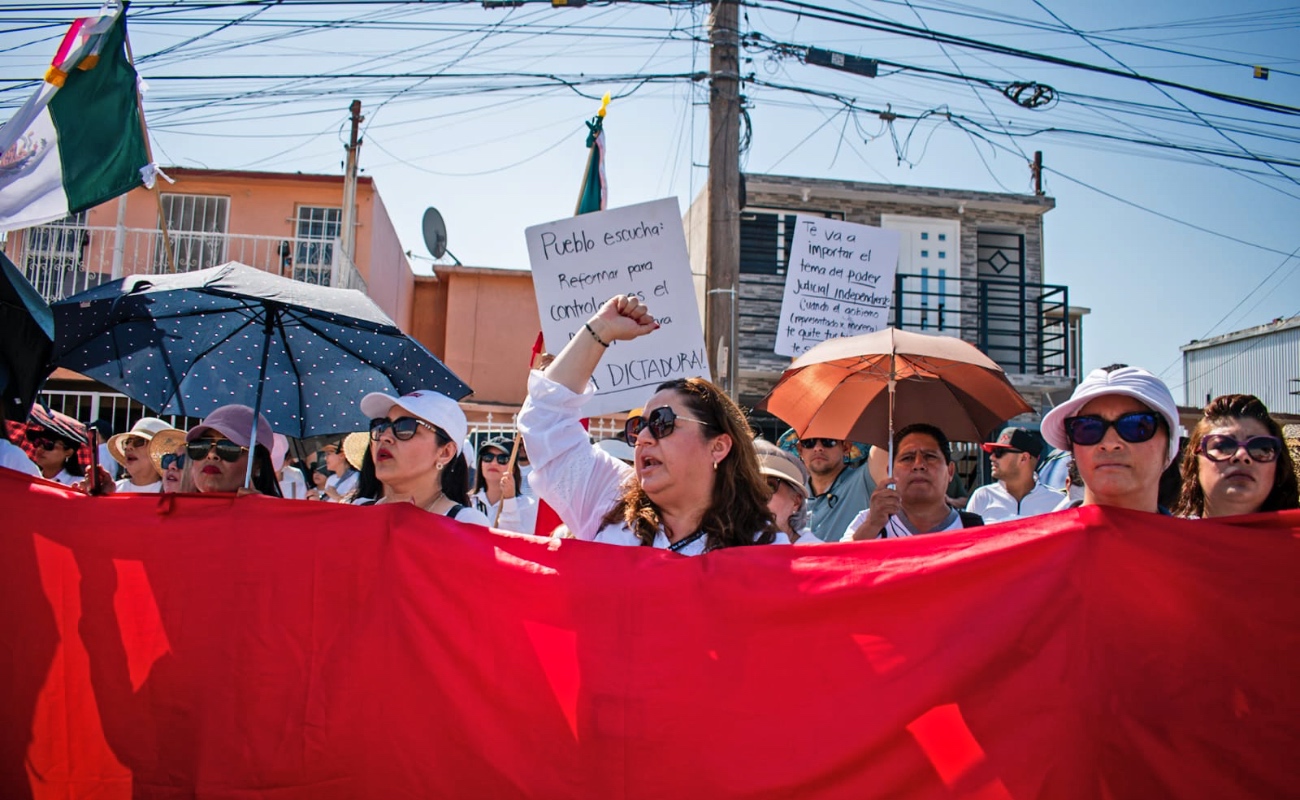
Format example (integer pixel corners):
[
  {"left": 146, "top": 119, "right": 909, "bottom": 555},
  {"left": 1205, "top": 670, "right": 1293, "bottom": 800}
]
[
  {"left": 600, "top": 377, "right": 777, "bottom": 550},
  {"left": 1172, "top": 394, "right": 1299, "bottom": 517}
]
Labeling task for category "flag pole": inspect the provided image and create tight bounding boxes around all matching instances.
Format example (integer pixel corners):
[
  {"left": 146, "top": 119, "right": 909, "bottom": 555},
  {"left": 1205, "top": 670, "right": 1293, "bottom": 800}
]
[
  {"left": 496, "top": 332, "right": 545, "bottom": 527},
  {"left": 122, "top": 25, "right": 178, "bottom": 274}
]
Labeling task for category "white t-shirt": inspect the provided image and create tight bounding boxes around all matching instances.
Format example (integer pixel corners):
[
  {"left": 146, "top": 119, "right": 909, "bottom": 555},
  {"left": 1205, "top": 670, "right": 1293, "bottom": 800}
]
[
  {"left": 0, "top": 440, "right": 39, "bottom": 477},
  {"left": 114, "top": 478, "right": 162, "bottom": 494},
  {"left": 471, "top": 490, "right": 540, "bottom": 535},
  {"left": 49, "top": 469, "right": 81, "bottom": 486},
  {"left": 518, "top": 371, "right": 789, "bottom": 555},
  {"left": 278, "top": 467, "right": 308, "bottom": 500},
  {"left": 841, "top": 507, "right": 970, "bottom": 541},
  {"left": 325, "top": 469, "right": 359, "bottom": 502},
  {"left": 964, "top": 479, "right": 1063, "bottom": 523}
]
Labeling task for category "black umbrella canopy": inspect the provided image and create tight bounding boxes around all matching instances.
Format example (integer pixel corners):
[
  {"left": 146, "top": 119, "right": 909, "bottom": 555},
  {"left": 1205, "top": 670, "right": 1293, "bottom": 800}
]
[
  {"left": 52, "top": 262, "right": 471, "bottom": 437},
  {"left": 0, "top": 252, "right": 55, "bottom": 420}
]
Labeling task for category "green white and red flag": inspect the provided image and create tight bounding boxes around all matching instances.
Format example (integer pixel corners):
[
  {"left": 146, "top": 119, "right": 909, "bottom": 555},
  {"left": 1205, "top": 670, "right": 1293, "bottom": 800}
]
[{"left": 0, "top": 6, "right": 153, "bottom": 232}]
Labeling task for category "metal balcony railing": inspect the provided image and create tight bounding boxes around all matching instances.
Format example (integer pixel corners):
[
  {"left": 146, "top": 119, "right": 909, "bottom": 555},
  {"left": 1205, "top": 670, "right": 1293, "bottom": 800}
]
[
  {"left": 892, "top": 272, "right": 1071, "bottom": 377},
  {"left": 4, "top": 222, "right": 367, "bottom": 303}
]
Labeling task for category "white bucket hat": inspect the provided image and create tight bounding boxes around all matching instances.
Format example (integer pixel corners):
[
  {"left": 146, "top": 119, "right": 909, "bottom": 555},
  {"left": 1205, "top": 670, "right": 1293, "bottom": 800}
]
[{"left": 1041, "top": 366, "right": 1181, "bottom": 466}]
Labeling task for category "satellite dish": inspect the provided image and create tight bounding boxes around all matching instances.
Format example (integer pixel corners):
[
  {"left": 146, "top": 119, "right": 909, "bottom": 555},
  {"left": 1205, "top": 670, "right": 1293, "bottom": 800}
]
[{"left": 422, "top": 207, "right": 448, "bottom": 259}]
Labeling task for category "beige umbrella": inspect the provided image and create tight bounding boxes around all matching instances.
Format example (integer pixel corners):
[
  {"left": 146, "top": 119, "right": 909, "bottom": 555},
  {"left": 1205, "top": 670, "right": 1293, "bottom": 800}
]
[{"left": 758, "top": 328, "right": 1032, "bottom": 466}]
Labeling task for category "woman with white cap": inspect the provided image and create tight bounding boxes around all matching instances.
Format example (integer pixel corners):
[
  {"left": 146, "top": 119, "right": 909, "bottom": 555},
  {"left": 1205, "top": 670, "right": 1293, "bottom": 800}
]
[
  {"left": 517, "top": 296, "right": 781, "bottom": 554},
  {"left": 185, "top": 405, "right": 282, "bottom": 496},
  {"left": 106, "top": 417, "right": 171, "bottom": 494},
  {"left": 753, "top": 439, "right": 817, "bottom": 544},
  {"left": 1040, "top": 365, "right": 1181, "bottom": 514},
  {"left": 359, "top": 390, "right": 490, "bottom": 525}
]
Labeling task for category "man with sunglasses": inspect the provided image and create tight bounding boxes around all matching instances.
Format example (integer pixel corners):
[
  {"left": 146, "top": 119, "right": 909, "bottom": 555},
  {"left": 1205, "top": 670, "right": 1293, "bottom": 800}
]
[
  {"left": 1040, "top": 365, "right": 1181, "bottom": 514},
  {"left": 966, "top": 427, "right": 1061, "bottom": 523},
  {"left": 796, "top": 435, "right": 877, "bottom": 542}
]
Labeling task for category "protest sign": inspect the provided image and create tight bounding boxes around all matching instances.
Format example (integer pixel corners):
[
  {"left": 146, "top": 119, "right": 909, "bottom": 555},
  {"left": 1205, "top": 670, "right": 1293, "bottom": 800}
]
[
  {"left": 526, "top": 196, "right": 710, "bottom": 416},
  {"left": 774, "top": 216, "right": 901, "bottom": 357}
]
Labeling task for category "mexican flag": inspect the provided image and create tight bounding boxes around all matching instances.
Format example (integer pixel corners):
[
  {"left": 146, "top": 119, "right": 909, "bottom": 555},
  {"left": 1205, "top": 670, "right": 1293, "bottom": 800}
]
[{"left": 0, "top": 7, "right": 150, "bottom": 233}]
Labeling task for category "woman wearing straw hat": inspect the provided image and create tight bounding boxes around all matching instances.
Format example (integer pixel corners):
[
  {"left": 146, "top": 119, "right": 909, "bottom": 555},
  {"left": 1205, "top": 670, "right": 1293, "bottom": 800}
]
[
  {"left": 147, "top": 427, "right": 190, "bottom": 493},
  {"left": 359, "top": 390, "right": 490, "bottom": 525},
  {"left": 106, "top": 417, "right": 171, "bottom": 494},
  {"left": 470, "top": 437, "right": 538, "bottom": 534}
]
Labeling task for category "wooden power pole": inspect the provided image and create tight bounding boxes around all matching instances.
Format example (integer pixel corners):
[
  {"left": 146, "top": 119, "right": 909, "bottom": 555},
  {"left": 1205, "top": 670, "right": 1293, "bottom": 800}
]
[
  {"left": 340, "top": 100, "right": 364, "bottom": 275},
  {"left": 706, "top": 0, "right": 741, "bottom": 397}
]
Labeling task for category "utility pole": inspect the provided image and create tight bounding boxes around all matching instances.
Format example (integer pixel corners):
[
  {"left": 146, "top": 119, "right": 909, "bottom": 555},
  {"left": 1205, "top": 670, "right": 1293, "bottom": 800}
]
[
  {"left": 706, "top": 0, "right": 740, "bottom": 397},
  {"left": 1032, "top": 150, "right": 1044, "bottom": 195},
  {"left": 340, "top": 100, "right": 364, "bottom": 276}
]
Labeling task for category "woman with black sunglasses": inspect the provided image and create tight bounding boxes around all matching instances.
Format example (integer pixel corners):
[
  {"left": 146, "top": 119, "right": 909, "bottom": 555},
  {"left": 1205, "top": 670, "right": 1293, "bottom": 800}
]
[
  {"left": 356, "top": 390, "right": 490, "bottom": 525},
  {"left": 517, "top": 295, "right": 781, "bottom": 554},
  {"left": 470, "top": 437, "right": 538, "bottom": 534},
  {"left": 1173, "top": 394, "right": 1298, "bottom": 518},
  {"left": 1041, "top": 365, "right": 1180, "bottom": 513},
  {"left": 184, "top": 405, "right": 282, "bottom": 496}
]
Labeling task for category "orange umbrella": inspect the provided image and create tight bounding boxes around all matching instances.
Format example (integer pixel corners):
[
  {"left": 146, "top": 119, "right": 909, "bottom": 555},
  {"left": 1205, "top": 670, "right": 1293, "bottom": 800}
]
[{"left": 757, "top": 328, "right": 1031, "bottom": 458}]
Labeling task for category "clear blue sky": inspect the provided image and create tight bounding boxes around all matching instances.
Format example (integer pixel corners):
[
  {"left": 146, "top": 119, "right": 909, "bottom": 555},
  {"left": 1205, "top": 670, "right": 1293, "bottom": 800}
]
[{"left": 3, "top": 0, "right": 1297, "bottom": 401}]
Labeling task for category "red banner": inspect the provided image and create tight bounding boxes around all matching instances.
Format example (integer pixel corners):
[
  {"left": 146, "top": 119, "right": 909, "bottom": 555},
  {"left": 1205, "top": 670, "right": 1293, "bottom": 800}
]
[{"left": 2, "top": 469, "right": 1298, "bottom": 798}]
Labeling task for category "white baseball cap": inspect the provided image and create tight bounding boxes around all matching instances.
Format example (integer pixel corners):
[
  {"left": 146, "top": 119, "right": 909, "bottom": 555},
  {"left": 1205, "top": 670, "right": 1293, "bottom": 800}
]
[
  {"left": 1041, "top": 366, "right": 1181, "bottom": 466},
  {"left": 360, "top": 390, "right": 467, "bottom": 452}
]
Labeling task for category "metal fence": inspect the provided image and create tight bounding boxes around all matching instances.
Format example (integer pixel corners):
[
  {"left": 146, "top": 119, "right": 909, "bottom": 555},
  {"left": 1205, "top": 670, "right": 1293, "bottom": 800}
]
[{"left": 7, "top": 223, "right": 367, "bottom": 303}]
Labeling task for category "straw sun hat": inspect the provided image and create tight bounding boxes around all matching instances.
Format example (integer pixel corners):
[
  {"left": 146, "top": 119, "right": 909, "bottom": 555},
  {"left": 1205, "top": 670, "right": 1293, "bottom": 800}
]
[
  {"left": 342, "top": 431, "right": 370, "bottom": 471},
  {"left": 146, "top": 428, "right": 188, "bottom": 478}
]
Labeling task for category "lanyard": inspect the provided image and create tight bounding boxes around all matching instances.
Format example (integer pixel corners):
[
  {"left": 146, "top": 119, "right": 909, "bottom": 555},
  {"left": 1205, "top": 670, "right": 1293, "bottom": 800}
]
[{"left": 667, "top": 530, "right": 706, "bottom": 552}]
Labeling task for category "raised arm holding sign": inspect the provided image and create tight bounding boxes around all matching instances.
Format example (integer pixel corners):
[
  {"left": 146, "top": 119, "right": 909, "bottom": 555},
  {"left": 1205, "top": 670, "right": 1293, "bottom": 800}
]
[{"left": 526, "top": 197, "right": 711, "bottom": 417}]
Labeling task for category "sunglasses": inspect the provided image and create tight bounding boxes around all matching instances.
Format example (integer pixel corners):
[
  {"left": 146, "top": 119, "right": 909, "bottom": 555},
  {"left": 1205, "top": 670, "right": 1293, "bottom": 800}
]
[
  {"left": 121, "top": 435, "right": 149, "bottom": 449},
  {"left": 27, "top": 437, "right": 65, "bottom": 451},
  {"left": 623, "top": 407, "right": 709, "bottom": 447},
  {"left": 480, "top": 452, "right": 510, "bottom": 465},
  {"left": 186, "top": 438, "right": 248, "bottom": 463},
  {"left": 992, "top": 449, "right": 1024, "bottom": 458},
  {"left": 369, "top": 416, "right": 440, "bottom": 442},
  {"left": 160, "top": 453, "right": 187, "bottom": 470},
  {"left": 1199, "top": 434, "right": 1282, "bottom": 463},
  {"left": 1063, "top": 412, "right": 1161, "bottom": 447},
  {"left": 798, "top": 438, "right": 841, "bottom": 450}
]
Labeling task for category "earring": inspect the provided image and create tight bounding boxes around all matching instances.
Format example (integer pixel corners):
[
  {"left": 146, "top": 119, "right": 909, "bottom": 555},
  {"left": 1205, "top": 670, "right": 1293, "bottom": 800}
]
[
  {"left": 436, "top": 461, "right": 444, "bottom": 471},
  {"left": 712, "top": 459, "right": 718, "bottom": 472}
]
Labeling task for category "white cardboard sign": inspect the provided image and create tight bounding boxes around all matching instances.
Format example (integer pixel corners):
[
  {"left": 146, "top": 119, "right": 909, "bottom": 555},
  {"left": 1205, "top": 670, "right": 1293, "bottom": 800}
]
[
  {"left": 526, "top": 196, "right": 710, "bottom": 416},
  {"left": 774, "top": 216, "right": 902, "bottom": 357}
]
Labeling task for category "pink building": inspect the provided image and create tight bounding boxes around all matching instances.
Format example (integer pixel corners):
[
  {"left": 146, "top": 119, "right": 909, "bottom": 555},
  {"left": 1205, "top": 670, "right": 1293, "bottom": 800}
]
[{"left": 5, "top": 167, "right": 416, "bottom": 330}]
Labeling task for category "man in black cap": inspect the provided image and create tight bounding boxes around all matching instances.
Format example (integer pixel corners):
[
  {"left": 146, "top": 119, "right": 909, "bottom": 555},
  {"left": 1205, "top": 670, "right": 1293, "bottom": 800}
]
[{"left": 966, "top": 427, "right": 1061, "bottom": 522}]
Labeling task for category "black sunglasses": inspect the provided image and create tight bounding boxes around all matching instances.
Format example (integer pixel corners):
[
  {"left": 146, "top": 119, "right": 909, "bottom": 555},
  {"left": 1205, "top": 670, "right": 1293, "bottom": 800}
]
[
  {"left": 1199, "top": 434, "right": 1282, "bottom": 463},
  {"left": 1063, "top": 412, "right": 1161, "bottom": 447},
  {"left": 992, "top": 449, "right": 1024, "bottom": 458},
  {"left": 27, "top": 437, "right": 66, "bottom": 451},
  {"left": 186, "top": 438, "right": 248, "bottom": 463},
  {"left": 480, "top": 452, "right": 510, "bottom": 465},
  {"left": 798, "top": 438, "right": 841, "bottom": 450},
  {"left": 160, "top": 453, "right": 187, "bottom": 470},
  {"left": 623, "top": 407, "right": 709, "bottom": 447},
  {"left": 369, "top": 416, "right": 440, "bottom": 442}
]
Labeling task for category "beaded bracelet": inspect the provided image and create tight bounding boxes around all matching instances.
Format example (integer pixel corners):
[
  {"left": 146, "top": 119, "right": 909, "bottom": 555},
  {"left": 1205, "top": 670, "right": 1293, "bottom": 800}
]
[{"left": 584, "top": 322, "right": 610, "bottom": 348}]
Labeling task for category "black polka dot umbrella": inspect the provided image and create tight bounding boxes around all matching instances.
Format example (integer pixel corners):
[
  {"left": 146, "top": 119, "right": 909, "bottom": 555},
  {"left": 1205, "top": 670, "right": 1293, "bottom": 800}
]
[{"left": 51, "top": 262, "right": 472, "bottom": 448}]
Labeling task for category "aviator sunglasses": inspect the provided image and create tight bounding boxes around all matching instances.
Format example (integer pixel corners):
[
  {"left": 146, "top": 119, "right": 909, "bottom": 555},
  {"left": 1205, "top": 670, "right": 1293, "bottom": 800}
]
[
  {"left": 798, "top": 438, "right": 840, "bottom": 450},
  {"left": 1063, "top": 411, "right": 1160, "bottom": 447},
  {"left": 369, "top": 416, "right": 440, "bottom": 441},
  {"left": 623, "top": 407, "right": 709, "bottom": 447},
  {"left": 160, "top": 453, "right": 187, "bottom": 470},
  {"left": 186, "top": 438, "right": 249, "bottom": 463},
  {"left": 1198, "top": 434, "right": 1282, "bottom": 463}
]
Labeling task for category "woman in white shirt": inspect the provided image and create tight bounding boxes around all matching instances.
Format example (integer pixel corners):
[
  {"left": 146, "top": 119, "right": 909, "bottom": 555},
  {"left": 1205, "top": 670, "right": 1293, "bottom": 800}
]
[
  {"left": 517, "top": 295, "right": 783, "bottom": 555},
  {"left": 107, "top": 418, "right": 172, "bottom": 494},
  {"left": 469, "top": 437, "right": 538, "bottom": 534}
]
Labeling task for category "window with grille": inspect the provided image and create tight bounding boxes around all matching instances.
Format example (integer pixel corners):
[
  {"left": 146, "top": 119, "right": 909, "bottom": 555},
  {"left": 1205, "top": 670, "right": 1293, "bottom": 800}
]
[
  {"left": 293, "top": 206, "right": 341, "bottom": 284},
  {"left": 22, "top": 211, "right": 88, "bottom": 296},
  {"left": 157, "top": 194, "right": 229, "bottom": 272}
]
